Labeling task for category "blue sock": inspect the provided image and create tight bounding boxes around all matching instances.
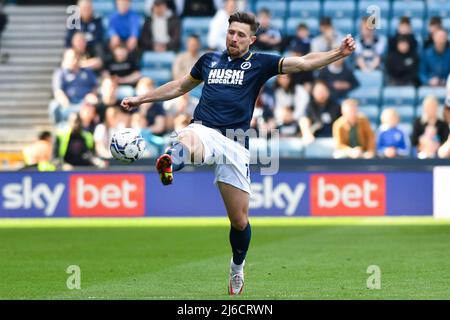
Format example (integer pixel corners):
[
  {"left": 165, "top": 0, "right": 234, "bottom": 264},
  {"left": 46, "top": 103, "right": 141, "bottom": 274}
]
[
  {"left": 229, "top": 223, "right": 251, "bottom": 265},
  {"left": 166, "top": 142, "right": 189, "bottom": 171}
]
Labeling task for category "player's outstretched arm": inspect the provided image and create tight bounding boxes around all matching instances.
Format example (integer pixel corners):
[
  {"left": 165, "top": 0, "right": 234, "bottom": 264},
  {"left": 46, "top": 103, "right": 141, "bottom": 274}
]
[
  {"left": 121, "top": 74, "right": 201, "bottom": 111},
  {"left": 282, "top": 34, "right": 356, "bottom": 74}
]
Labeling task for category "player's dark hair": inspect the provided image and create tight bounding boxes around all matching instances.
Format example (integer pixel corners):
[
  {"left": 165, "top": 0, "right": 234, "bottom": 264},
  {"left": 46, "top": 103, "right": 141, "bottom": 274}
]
[{"left": 228, "top": 11, "right": 260, "bottom": 35}]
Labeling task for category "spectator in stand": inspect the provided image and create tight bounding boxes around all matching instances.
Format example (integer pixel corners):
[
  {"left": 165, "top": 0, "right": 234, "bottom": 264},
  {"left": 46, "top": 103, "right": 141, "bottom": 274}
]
[
  {"left": 65, "top": 0, "right": 104, "bottom": 59},
  {"left": 207, "top": 0, "right": 237, "bottom": 51},
  {"left": 0, "top": 1, "right": 8, "bottom": 63},
  {"left": 70, "top": 32, "right": 103, "bottom": 71},
  {"left": 288, "top": 48, "right": 314, "bottom": 92},
  {"left": 318, "top": 58, "right": 359, "bottom": 101},
  {"left": 172, "top": 34, "right": 201, "bottom": 80},
  {"left": 49, "top": 49, "right": 97, "bottom": 125},
  {"left": 140, "top": 0, "right": 181, "bottom": 52},
  {"left": 424, "top": 16, "right": 449, "bottom": 50},
  {"left": 311, "top": 17, "right": 343, "bottom": 52},
  {"left": 22, "top": 131, "right": 54, "bottom": 171},
  {"left": 163, "top": 91, "right": 198, "bottom": 132},
  {"left": 444, "top": 77, "right": 450, "bottom": 124},
  {"left": 386, "top": 35, "right": 419, "bottom": 86},
  {"left": 412, "top": 95, "right": 449, "bottom": 158},
  {"left": 420, "top": 29, "right": 450, "bottom": 87},
  {"left": 130, "top": 111, "right": 166, "bottom": 156},
  {"left": 332, "top": 98, "right": 375, "bottom": 159},
  {"left": 300, "top": 80, "right": 341, "bottom": 143},
  {"left": 284, "top": 23, "right": 311, "bottom": 56},
  {"left": 251, "top": 85, "right": 276, "bottom": 135},
  {"left": 376, "top": 108, "right": 409, "bottom": 158},
  {"left": 388, "top": 16, "right": 418, "bottom": 53},
  {"left": 96, "top": 77, "right": 120, "bottom": 122},
  {"left": 144, "top": 0, "right": 177, "bottom": 16},
  {"left": 55, "top": 113, "right": 106, "bottom": 169},
  {"left": 103, "top": 45, "right": 141, "bottom": 86},
  {"left": 253, "top": 8, "right": 282, "bottom": 52},
  {"left": 135, "top": 77, "right": 166, "bottom": 136},
  {"left": 438, "top": 134, "right": 450, "bottom": 158},
  {"left": 273, "top": 74, "right": 309, "bottom": 126},
  {"left": 355, "top": 16, "right": 386, "bottom": 72},
  {"left": 178, "top": 0, "right": 219, "bottom": 17},
  {"left": 108, "top": 0, "right": 141, "bottom": 52},
  {"left": 94, "top": 106, "right": 122, "bottom": 159},
  {"left": 79, "top": 97, "right": 99, "bottom": 133},
  {"left": 276, "top": 106, "right": 301, "bottom": 138}
]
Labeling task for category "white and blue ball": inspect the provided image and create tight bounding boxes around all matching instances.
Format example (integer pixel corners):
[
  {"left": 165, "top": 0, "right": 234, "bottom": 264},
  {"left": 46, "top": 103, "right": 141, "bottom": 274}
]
[{"left": 110, "top": 128, "right": 146, "bottom": 163}]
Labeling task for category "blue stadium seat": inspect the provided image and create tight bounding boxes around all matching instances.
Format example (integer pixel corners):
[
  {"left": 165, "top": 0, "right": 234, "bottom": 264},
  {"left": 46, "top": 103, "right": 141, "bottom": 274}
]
[
  {"left": 303, "top": 138, "right": 335, "bottom": 158},
  {"left": 117, "top": 85, "right": 135, "bottom": 100},
  {"left": 181, "top": 17, "right": 211, "bottom": 49},
  {"left": 289, "top": 1, "right": 321, "bottom": 19},
  {"left": 354, "top": 70, "right": 383, "bottom": 89},
  {"left": 323, "top": 0, "right": 356, "bottom": 20},
  {"left": 348, "top": 87, "right": 381, "bottom": 105},
  {"left": 381, "top": 105, "right": 416, "bottom": 122},
  {"left": 255, "top": 0, "right": 287, "bottom": 18},
  {"left": 141, "top": 69, "right": 172, "bottom": 86},
  {"left": 278, "top": 138, "right": 304, "bottom": 158},
  {"left": 427, "top": 0, "right": 450, "bottom": 19},
  {"left": 398, "top": 122, "right": 413, "bottom": 137},
  {"left": 190, "top": 84, "right": 204, "bottom": 99},
  {"left": 392, "top": 0, "right": 425, "bottom": 19},
  {"left": 417, "top": 86, "right": 448, "bottom": 105},
  {"left": 285, "top": 18, "right": 320, "bottom": 36},
  {"left": 333, "top": 18, "right": 355, "bottom": 35},
  {"left": 141, "top": 51, "right": 176, "bottom": 69},
  {"left": 131, "top": 0, "right": 146, "bottom": 15},
  {"left": 390, "top": 18, "right": 424, "bottom": 36},
  {"left": 359, "top": 105, "right": 380, "bottom": 123},
  {"left": 382, "top": 86, "right": 416, "bottom": 105},
  {"left": 271, "top": 18, "right": 285, "bottom": 35},
  {"left": 443, "top": 18, "right": 450, "bottom": 31},
  {"left": 357, "top": 0, "right": 390, "bottom": 19},
  {"left": 92, "top": 1, "right": 115, "bottom": 17}
]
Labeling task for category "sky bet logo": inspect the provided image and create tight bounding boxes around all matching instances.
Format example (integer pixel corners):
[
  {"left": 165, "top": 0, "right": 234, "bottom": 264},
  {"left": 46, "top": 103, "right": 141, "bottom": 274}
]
[
  {"left": 207, "top": 69, "right": 245, "bottom": 85},
  {"left": 1, "top": 176, "right": 65, "bottom": 216}
]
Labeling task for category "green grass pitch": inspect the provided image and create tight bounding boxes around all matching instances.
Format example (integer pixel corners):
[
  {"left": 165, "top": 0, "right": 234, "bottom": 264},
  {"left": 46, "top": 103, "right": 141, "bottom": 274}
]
[{"left": 0, "top": 217, "right": 450, "bottom": 300}]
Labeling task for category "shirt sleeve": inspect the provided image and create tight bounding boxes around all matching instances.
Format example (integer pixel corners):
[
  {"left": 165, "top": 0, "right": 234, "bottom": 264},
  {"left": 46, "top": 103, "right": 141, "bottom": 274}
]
[
  {"left": 189, "top": 53, "right": 209, "bottom": 82},
  {"left": 259, "top": 53, "right": 284, "bottom": 82}
]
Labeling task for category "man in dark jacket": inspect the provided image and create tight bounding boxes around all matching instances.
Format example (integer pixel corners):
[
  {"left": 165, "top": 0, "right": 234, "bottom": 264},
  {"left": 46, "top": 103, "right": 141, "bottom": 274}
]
[
  {"left": 140, "top": 0, "right": 180, "bottom": 52},
  {"left": 386, "top": 35, "right": 419, "bottom": 86}
]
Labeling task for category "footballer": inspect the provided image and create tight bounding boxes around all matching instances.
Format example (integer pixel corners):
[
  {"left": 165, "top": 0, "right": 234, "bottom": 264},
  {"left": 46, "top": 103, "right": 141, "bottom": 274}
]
[{"left": 121, "top": 11, "right": 356, "bottom": 295}]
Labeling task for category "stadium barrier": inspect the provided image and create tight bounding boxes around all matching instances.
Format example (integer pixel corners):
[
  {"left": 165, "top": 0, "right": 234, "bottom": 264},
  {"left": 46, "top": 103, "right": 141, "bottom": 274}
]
[{"left": 0, "top": 167, "right": 440, "bottom": 218}]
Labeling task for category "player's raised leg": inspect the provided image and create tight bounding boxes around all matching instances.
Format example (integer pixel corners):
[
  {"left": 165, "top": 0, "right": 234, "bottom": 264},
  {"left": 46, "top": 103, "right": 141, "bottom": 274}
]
[
  {"left": 156, "top": 129, "right": 205, "bottom": 185},
  {"left": 218, "top": 182, "right": 251, "bottom": 295}
]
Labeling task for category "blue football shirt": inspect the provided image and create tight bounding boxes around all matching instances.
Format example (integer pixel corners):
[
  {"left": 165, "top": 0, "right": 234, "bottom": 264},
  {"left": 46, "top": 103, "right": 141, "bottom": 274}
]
[{"left": 189, "top": 50, "right": 284, "bottom": 139}]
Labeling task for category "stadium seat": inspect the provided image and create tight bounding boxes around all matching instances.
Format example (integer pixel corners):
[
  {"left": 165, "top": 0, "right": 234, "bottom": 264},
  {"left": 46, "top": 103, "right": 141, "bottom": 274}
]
[
  {"left": 382, "top": 86, "right": 416, "bottom": 106},
  {"left": 392, "top": 0, "right": 425, "bottom": 19},
  {"left": 381, "top": 105, "right": 416, "bottom": 123},
  {"left": 141, "top": 69, "right": 172, "bottom": 86},
  {"left": 278, "top": 137, "right": 304, "bottom": 158},
  {"left": 417, "top": 86, "right": 448, "bottom": 105},
  {"left": 131, "top": 0, "right": 146, "bottom": 15},
  {"left": 357, "top": 0, "right": 390, "bottom": 19},
  {"left": 190, "top": 84, "right": 203, "bottom": 99},
  {"left": 117, "top": 85, "right": 135, "bottom": 100},
  {"left": 303, "top": 138, "right": 335, "bottom": 158},
  {"left": 427, "top": 0, "right": 450, "bottom": 19},
  {"left": 333, "top": 18, "right": 355, "bottom": 35},
  {"left": 398, "top": 122, "right": 413, "bottom": 137},
  {"left": 359, "top": 105, "right": 380, "bottom": 123},
  {"left": 285, "top": 18, "right": 319, "bottom": 36},
  {"left": 92, "top": 1, "right": 115, "bottom": 17},
  {"left": 348, "top": 87, "right": 381, "bottom": 105},
  {"left": 141, "top": 51, "right": 176, "bottom": 69},
  {"left": 354, "top": 70, "right": 383, "bottom": 89},
  {"left": 255, "top": 1, "right": 287, "bottom": 19},
  {"left": 323, "top": 0, "right": 356, "bottom": 20},
  {"left": 390, "top": 18, "right": 424, "bottom": 36},
  {"left": 181, "top": 17, "right": 211, "bottom": 49},
  {"left": 271, "top": 18, "right": 285, "bottom": 35},
  {"left": 288, "top": 1, "right": 321, "bottom": 19}
]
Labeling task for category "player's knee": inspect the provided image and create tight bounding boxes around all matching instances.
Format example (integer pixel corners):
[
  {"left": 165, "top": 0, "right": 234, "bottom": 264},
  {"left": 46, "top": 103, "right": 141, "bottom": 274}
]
[{"left": 230, "top": 215, "right": 249, "bottom": 231}]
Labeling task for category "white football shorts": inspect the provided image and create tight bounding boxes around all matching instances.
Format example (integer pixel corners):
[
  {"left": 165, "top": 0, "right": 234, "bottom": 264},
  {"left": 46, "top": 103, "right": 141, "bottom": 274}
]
[{"left": 178, "top": 122, "right": 251, "bottom": 194}]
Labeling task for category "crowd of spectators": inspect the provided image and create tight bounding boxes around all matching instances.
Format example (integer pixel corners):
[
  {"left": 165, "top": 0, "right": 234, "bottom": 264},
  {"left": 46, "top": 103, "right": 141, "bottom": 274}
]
[{"left": 32, "top": 0, "right": 450, "bottom": 170}]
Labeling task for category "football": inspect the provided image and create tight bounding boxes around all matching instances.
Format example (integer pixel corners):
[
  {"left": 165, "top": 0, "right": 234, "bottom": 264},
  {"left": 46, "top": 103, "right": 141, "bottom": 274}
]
[{"left": 110, "top": 128, "right": 146, "bottom": 163}]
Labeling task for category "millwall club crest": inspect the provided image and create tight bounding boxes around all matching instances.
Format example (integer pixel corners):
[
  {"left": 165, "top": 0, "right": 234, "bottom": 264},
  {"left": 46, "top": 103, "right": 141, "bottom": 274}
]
[{"left": 240, "top": 62, "right": 251, "bottom": 70}]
